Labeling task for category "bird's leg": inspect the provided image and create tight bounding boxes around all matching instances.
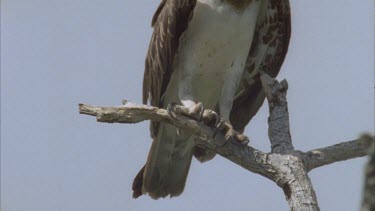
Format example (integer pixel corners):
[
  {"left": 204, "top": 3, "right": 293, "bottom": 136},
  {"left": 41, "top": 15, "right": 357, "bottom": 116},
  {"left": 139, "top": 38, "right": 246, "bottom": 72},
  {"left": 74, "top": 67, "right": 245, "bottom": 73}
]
[
  {"left": 167, "top": 102, "right": 204, "bottom": 121},
  {"left": 220, "top": 121, "right": 249, "bottom": 145},
  {"left": 184, "top": 101, "right": 205, "bottom": 120},
  {"left": 217, "top": 66, "right": 249, "bottom": 146},
  {"left": 167, "top": 102, "right": 221, "bottom": 127},
  {"left": 167, "top": 71, "right": 205, "bottom": 121},
  {"left": 216, "top": 109, "right": 249, "bottom": 146}
]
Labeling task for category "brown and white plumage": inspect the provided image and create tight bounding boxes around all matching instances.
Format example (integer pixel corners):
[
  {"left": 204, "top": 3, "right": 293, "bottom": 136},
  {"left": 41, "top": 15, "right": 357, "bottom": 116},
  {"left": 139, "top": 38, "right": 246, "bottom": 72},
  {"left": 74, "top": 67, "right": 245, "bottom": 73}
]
[{"left": 133, "top": 0, "right": 291, "bottom": 199}]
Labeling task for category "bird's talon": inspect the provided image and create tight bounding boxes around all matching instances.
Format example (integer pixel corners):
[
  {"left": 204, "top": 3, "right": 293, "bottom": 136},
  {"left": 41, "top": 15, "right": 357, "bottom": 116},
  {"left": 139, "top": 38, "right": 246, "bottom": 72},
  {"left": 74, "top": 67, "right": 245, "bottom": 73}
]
[
  {"left": 187, "top": 102, "right": 204, "bottom": 121},
  {"left": 215, "top": 119, "right": 226, "bottom": 130},
  {"left": 167, "top": 103, "right": 178, "bottom": 119},
  {"left": 228, "top": 136, "right": 249, "bottom": 146},
  {"left": 225, "top": 128, "right": 249, "bottom": 146},
  {"left": 198, "top": 107, "right": 204, "bottom": 121},
  {"left": 212, "top": 112, "right": 220, "bottom": 128},
  {"left": 230, "top": 138, "right": 249, "bottom": 146}
]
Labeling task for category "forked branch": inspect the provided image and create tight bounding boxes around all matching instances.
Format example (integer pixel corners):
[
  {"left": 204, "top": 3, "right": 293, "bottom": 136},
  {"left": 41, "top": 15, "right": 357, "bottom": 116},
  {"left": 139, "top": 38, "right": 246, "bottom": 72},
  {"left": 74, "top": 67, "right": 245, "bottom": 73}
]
[{"left": 79, "top": 74, "right": 373, "bottom": 211}]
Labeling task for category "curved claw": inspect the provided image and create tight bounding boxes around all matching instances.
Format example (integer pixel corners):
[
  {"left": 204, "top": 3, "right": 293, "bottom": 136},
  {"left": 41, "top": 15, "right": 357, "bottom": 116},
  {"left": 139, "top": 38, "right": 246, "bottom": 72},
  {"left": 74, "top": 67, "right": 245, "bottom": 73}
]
[
  {"left": 229, "top": 136, "right": 249, "bottom": 146},
  {"left": 225, "top": 128, "right": 250, "bottom": 146},
  {"left": 209, "top": 111, "right": 220, "bottom": 128},
  {"left": 167, "top": 103, "right": 178, "bottom": 119},
  {"left": 215, "top": 119, "right": 226, "bottom": 131},
  {"left": 191, "top": 102, "right": 204, "bottom": 122},
  {"left": 198, "top": 107, "right": 205, "bottom": 122}
]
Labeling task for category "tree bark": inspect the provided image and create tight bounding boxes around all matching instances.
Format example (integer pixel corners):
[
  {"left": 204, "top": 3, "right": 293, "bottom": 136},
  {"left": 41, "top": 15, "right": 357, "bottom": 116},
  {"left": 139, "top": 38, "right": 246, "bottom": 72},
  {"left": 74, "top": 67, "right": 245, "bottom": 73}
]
[
  {"left": 361, "top": 138, "right": 375, "bottom": 211},
  {"left": 79, "top": 74, "right": 373, "bottom": 211}
]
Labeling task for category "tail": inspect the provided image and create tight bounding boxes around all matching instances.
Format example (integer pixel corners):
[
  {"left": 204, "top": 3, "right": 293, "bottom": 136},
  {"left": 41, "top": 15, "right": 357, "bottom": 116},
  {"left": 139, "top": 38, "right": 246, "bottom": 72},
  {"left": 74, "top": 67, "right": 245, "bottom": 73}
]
[{"left": 133, "top": 122, "right": 195, "bottom": 199}]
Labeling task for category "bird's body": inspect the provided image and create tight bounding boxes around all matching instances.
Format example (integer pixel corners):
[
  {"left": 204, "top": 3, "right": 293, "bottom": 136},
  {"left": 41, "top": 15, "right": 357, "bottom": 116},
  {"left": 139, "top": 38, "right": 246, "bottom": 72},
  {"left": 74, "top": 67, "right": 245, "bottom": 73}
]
[
  {"left": 165, "top": 0, "right": 260, "bottom": 123},
  {"left": 133, "top": 0, "right": 291, "bottom": 199}
]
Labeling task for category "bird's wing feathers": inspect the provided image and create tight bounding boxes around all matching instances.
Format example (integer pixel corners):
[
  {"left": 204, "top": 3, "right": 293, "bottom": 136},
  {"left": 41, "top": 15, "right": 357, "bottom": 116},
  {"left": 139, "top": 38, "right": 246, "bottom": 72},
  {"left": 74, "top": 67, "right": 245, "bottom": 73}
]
[
  {"left": 143, "top": 0, "right": 290, "bottom": 134},
  {"left": 230, "top": 0, "right": 291, "bottom": 132},
  {"left": 142, "top": 0, "right": 196, "bottom": 138},
  {"left": 143, "top": 0, "right": 196, "bottom": 107},
  {"left": 134, "top": 0, "right": 197, "bottom": 199},
  {"left": 136, "top": 0, "right": 291, "bottom": 198}
]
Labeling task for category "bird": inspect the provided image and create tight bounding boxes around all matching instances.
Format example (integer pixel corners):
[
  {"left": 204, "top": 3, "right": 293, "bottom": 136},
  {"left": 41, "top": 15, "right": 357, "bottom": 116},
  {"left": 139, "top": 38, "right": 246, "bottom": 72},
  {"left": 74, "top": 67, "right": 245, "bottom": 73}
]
[{"left": 132, "top": 0, "right": 291, "bottom": 199}]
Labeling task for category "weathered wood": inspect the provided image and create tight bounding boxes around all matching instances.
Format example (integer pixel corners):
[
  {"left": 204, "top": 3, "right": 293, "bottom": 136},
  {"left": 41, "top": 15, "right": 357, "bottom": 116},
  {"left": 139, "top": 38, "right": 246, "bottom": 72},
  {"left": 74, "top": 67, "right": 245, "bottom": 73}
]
[
  {"left": 261, "top": 74, "right": 318, "bottom": 211},
  {"left": 305, "top": 135, "right": 374, "bottom": 171},
  {"left": 78, "top": 74, "right": 372, "bottom": 211},
  {"left": 261, "top": 74, "right": 294, "bottom": 153},
  {"left": 361, "top": 139, "right": 375, "bottom": 211}
]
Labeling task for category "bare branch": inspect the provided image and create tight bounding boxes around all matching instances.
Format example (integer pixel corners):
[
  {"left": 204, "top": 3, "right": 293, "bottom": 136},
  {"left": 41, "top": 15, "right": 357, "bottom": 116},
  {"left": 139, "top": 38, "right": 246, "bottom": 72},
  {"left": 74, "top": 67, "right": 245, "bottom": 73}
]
[
  {"left": 278, "top": 156, "right": 319, "bottom": 211},
  {"left": 259, "top": 76, "right": 317, "bottom": 210},
  {"left": 261, "top": 74, "right": 294, "bottom": 153},
  {"left": 260, "top": 74, "right": 318, "bottom": 210},
  {"left": 78, "top": 74, "right": 371, "bottom": 211},
  {"left": 305, "top": 135, "right": 374, "bottom": 171},
  {"left": 361, "top": 138, "right": 375, "bottom": 211},
  {"left": 79, "top": 102, "right": 278, "bottom": 179}
]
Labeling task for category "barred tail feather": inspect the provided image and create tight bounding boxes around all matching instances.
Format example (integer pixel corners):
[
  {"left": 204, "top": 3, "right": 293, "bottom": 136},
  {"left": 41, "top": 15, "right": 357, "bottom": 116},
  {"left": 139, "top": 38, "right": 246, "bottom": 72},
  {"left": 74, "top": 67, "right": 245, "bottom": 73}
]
[{"left": 133, "top": 123, "right": 194, "bottom": 199}]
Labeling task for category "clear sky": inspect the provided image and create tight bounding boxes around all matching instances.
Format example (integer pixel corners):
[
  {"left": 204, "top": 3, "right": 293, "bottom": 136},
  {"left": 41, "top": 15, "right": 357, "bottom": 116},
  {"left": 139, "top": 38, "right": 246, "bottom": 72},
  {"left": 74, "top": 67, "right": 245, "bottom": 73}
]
[{"left": 1, "top": 1, "right": 374, "bottom": 211}]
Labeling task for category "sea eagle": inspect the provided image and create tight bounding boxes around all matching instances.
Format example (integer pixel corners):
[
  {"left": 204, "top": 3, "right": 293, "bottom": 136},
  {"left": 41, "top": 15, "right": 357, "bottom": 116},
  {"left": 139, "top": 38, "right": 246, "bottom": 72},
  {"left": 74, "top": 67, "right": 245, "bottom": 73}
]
[{"left": 133, "top": 0, "right": 291, "bottom": 199}]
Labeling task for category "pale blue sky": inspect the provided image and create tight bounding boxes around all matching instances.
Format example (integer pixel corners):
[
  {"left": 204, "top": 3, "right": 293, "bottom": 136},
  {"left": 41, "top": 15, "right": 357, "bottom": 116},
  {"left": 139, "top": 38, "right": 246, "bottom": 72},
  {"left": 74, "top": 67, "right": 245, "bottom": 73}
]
[{"left": 1, "top": 1, "right": 374, "bottom": 211}]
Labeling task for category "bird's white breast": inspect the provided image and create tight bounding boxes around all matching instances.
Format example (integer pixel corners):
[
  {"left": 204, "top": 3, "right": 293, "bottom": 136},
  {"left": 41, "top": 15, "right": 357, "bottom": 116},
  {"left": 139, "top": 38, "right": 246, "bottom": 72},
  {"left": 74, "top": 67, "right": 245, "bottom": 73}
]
[{"left": 165, "top": 0, "right": 260, "bottom": 109}]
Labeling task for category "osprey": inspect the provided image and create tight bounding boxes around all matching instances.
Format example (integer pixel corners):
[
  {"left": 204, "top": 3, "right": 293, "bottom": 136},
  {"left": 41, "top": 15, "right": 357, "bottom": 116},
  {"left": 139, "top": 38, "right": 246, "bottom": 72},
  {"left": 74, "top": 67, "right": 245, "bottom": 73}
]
[{"left": 133, "top": 0, "right": 291, "bottom": 199}]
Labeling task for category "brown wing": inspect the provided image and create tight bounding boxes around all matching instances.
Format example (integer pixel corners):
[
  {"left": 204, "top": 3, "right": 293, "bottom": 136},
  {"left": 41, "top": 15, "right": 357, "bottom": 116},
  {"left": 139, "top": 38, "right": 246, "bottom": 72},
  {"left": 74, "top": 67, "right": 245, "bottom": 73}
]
[
  {"left": 230, "top": 0, "right": 292, "bottom": 132},
  {"left": 133, "top": 0, "right": 196, "bottom": 198},
  {"left": 142, "top": 0, "right": 197, "bottom": 138}
]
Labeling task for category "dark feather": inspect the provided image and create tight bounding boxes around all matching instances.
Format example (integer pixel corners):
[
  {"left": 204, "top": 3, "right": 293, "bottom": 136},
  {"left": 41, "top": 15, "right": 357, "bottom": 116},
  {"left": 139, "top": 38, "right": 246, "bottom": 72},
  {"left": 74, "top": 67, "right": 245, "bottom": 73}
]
[
  {"left": 132, "top": 165, "right": 145, "bottom": 198},
  {"left": 142, "top": 0, "right": 196, "bottom": 138},
  {"left": 136, "top": 0, "right": 291, "bottom": 197},
  {"left": 230, "top": 0, "right": 291, "bottom": 132},
  {"left": 135, "top": 0, "right": 197, "bottom": 198}
]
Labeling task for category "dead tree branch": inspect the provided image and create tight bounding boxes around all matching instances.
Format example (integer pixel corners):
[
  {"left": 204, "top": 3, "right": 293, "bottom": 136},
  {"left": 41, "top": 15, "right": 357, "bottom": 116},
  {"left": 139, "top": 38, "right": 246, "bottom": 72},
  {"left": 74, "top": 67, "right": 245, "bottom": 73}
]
[
  {"left": 260, "top": 75, "right": 294, "bottom": 152},
  {"left": 260, "top": 74, "right": 318, "bottom": 210},
  {"left": 361, "top": 138, "right": 375, "bottom": 211},
  {"left": 305, "top": 135, "right": 373, "bottom": 171},
  {"left": 79, "top": 74, "right": 373, "bottom": 211}
]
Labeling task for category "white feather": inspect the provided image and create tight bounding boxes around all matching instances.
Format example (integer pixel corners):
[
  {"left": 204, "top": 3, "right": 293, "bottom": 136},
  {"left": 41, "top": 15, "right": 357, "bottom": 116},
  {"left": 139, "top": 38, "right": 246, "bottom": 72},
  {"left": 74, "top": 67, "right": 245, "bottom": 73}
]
[{"left": 164, "top": 0, "right": 260, "bottom": 121}]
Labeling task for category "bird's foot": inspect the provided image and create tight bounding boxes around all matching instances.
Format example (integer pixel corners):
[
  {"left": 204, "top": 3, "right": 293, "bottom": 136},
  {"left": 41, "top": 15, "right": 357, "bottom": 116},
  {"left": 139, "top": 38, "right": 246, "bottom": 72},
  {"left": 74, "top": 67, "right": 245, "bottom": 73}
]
[
  {"left": 167, "top": 102, "right": 205, "bottom": 121},
  {"left": 167, "top": 102, "right": 179, "bottom": 119},
  {"left": 225, "top": 127, "right": 249, "bottom": 146},
  {"left": 166, "top": 103, "right": 248, "bottom": 146},
  {"left": 201, "top": 109, "right": 220, "bottom": 127},
  {"left": 187, "top": 102, "right": 205, "bottom": 121},
  {"left": 214, "top": 120, "right": 249, "bottom": 146}
]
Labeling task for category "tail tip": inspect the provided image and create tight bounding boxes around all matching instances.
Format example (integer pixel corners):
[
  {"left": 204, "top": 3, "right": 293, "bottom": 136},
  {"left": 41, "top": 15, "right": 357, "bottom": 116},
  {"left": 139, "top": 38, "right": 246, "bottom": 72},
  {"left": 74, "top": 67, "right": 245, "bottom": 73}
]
[{"left": 132, "top": 165, "right": 145, "bottom": 199}]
